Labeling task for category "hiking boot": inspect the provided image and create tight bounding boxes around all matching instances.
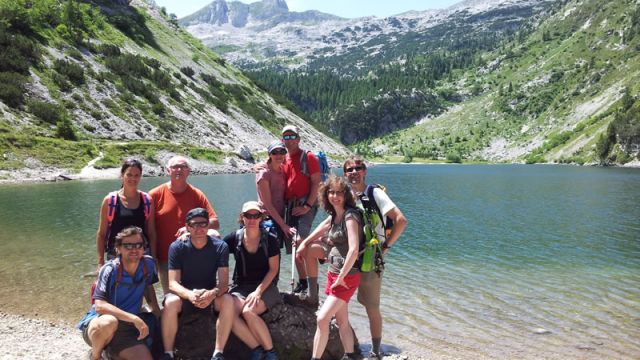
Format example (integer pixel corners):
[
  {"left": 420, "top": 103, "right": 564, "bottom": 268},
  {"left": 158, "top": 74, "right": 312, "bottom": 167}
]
[
  {"left": 293, "top": 281, "right": 308, "bottom": 294},
  {"left": 211, "top": 352, "right": 225, "bottom": 360},
  {"left": 263, "top": 348, "right": 278, "bottom": 360},
  {"left": 159, "top": 353, "right": 174, "bottom": 360}
]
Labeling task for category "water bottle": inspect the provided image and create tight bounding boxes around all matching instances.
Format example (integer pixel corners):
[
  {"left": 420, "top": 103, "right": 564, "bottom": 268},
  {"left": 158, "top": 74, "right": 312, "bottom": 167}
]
[{"left": 360, "top": 224, "right": 377, "bottom": 272}]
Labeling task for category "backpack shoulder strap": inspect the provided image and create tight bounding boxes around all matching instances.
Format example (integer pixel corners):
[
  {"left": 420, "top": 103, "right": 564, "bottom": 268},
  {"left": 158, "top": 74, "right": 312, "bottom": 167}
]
[
  {"left": 106, "top": 191, "right": 119, "bottom": 225},
  {"left": 259, "top": 228, "right": 271, "bottom": 259},
  {"left": 235, "top": 229, "right": 247, "bottom": 277},
  {"left": 139, "top": 191, "right": 152, "bottom": 220},
  {"left": 365, "top": 184, "right": 386, "bottom": 229},
  {"left": 300, "top": 149, "right": 310, "bottom": 177}
]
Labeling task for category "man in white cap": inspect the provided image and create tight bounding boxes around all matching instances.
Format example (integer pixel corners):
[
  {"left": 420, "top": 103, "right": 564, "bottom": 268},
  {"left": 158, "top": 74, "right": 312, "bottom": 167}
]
[{"left": 281, "top": 125, "right": 321, "bottom": 297}]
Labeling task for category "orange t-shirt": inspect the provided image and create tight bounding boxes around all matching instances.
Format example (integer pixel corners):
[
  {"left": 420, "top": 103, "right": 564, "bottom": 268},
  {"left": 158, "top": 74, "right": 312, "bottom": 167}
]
[{"left": 149, "top": 183, "right": 217, "bottom": 262}]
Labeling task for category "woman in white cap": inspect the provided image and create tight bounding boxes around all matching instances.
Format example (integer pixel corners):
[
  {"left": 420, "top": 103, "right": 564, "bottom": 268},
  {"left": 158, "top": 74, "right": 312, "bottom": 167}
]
[
  {"left": 256, "top": 141, "right": 296, "bottom": 247},
  {"left": 222, "top": 201, "right": 281, "bottom": 360}
]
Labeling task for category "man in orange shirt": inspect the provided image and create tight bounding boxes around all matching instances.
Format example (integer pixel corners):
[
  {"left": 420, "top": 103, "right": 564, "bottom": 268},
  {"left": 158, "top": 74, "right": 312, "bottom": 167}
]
[{"left": 150, "top": 156, "right": 220, "bottom": 293}]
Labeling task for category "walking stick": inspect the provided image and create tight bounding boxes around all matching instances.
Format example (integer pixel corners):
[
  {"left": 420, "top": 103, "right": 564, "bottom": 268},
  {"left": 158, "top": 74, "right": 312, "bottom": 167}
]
[{"left": 291, "top": 231, "right": 299, "bottom": 294}]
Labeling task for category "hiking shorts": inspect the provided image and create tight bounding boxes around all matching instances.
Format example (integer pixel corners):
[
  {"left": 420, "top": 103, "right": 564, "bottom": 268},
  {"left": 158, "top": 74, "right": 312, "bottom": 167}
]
[
  {"left": 357, "top": 269, "right": 383, "bottom": 309},
  {"left": 83, "top": 318, "right": 145, "bottom": 356},
  {"left": 230, "top": 283, "right": 282, "bottom": 310},
  {"left": 325, "top": 271, "right": 361, "bottom": 302}
]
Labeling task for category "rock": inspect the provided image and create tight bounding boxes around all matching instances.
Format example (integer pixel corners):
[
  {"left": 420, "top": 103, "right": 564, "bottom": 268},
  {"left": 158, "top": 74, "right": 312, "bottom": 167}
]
[
  {"left": 532, "top": 328, "right": 551, "bottom": 335},
  {"left": 174, "top": 293, "right": 357, "bottom": 360},
  {"left": 237, "top": 145, "right": 253, "bottom": 162}
]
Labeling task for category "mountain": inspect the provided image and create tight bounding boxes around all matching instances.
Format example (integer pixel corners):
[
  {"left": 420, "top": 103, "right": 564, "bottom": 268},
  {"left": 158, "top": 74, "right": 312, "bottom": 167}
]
[
  {"left": 182, "top": 0, "right": 640, "bottom": 165},
  {"left": 0, "top": 0, "right": 348, "bottom": 181}
]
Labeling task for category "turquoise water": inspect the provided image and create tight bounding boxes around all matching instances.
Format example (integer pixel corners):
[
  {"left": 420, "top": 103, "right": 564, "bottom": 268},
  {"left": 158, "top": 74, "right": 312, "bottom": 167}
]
[{"left": 0, "top": 164, "right": 638, "bottom": 358}]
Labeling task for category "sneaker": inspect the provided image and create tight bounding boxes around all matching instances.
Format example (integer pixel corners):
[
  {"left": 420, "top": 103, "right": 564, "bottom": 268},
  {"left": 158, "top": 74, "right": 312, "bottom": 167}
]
[
  {"left": 264, "top": 348, "right": 278, "bottom": 360},
  {"left": 211, "top": 352, "right": 225, "bottom": 360},
  {"left": 293, "top": 281, "right": 308, "bottom": 294},
  {"left": 249, "top": 347, "right": 264, "bottom": 360},
  {"left": 159, "top": 353, "right": 174, "bottom": 360}
]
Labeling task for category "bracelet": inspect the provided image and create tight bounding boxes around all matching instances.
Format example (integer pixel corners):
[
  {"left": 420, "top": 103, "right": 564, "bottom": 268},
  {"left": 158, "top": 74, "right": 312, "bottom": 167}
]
[{"left": 304, "top": 202, "right": 312, "bottom": 208}]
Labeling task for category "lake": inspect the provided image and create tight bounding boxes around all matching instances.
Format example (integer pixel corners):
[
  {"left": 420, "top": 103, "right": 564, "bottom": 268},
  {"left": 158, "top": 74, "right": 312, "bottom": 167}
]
[{"left": 0, "top": 164, "right": 638, "bottom": 359}]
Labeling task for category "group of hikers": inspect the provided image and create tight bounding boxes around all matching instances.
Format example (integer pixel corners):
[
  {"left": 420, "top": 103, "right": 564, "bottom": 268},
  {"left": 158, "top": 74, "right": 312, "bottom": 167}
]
[{"left": 78, "top": 125, "right": 407, "bottom": 360}]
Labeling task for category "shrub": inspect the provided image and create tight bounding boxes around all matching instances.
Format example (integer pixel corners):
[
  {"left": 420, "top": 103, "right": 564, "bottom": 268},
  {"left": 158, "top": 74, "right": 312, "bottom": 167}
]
[
  {"left": 180, "top": 66, "right": 195, "bottom": 78},
  {"left": 27, "top": 100, "right": 65, "bottom": 124},
  {"left": 56, "top": 118, "right": 77, "bottom": 140},
  {"left": 51, "top": 71, "right": 72, "bottom": 92},
  {"left": 0, "top": 71, "right": 27, "bottom": 108},
  {"left": 445, "top": 152, "right": 462, "bottom": 163}
]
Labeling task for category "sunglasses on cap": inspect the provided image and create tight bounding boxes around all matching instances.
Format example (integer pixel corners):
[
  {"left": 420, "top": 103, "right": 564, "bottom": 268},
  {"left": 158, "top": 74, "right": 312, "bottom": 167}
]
[
  {"left": 345, "top": 165, "right": 365, "bottom": 173},
  {"left": 282, "top": 134, "right": 298, "bottom": 140},
  {"left": 121, "top": 242, "right": 144, "bottom": 250},
  {"left": 270, "top": 149, "right": 287, "bottom": 155},
  {"left": 243, "top": 212, "right": 262, "bottom": 219},
  {"left": 188, "top": 221, "right": 209, "bottom": 228}
]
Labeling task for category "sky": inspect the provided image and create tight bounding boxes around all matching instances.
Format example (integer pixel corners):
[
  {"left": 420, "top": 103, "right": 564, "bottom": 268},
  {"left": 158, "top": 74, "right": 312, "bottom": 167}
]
[{"left": 154, "top": 0, "right": 462, "bottom": 19}]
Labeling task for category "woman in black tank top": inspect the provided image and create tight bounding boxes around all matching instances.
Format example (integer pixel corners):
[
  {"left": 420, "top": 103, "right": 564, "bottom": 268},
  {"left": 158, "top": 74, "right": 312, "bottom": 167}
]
[{"left": 95, "top": 159, "right": 157, "bottom": 272}]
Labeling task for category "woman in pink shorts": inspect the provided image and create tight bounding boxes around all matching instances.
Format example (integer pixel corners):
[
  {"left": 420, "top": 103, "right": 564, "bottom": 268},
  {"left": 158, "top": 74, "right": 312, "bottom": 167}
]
[{"left": 296, "top": 175, "right": 363, "bottom": 360}]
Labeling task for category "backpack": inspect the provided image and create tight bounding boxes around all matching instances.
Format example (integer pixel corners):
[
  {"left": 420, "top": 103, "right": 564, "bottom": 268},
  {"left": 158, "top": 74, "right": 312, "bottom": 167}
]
[
  {"left": 90, "top": 255, "right": 151, "bottom": 305},
  {"left": 357, "top": 184, "right": 393, "bottom": 273},
  {"left": 300, "top": 150, "right": 330, "bottom": 182},
  {"left": 105, "top": 191, "right": 152, "bottom": 250}
]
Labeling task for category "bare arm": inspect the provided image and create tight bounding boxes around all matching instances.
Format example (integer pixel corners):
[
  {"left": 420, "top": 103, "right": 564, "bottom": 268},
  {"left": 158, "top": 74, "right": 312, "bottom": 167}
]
[
  {"left": 291, "top": 171, "right": 321, "bottom": 216},
  {"left": 145, "top": 199, "right": 158, "bottom": 260},
  {"left": 257, "top": 178, "right": 291, "bottom": 236},
  {"left": 383, "top": 207, "right": 408, "bottom": 250},
  {"left": 143, "top": 284, "right": 161, "bottom": 317},
  {"left": 95, "top": 197, "right": 109, "bottom": 269},
  {"left": 295, "top": 216, "right": 331, "bottom": 261}
]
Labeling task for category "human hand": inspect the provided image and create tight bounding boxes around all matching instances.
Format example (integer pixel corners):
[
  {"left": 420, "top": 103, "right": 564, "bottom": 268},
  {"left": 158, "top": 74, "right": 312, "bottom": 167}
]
[
  {"left": 207, "top": 229, "right": 220, "bottom": 238},
  {"left": 291, "top": 205, "right": 308, "bottom": 217},
  {"left": 245, "top": 290, "right": 261, "bottom": 309},
  {"left": 331, "top": 276, "right": 348, "bottom": 290},
  {"left": 295, "top": 242, "right": 307, "bottom": 262},
  {"left": 132, "top": 315, "right": 149, "bottom": 340},
  {"left": 175, "top": 226, "right": 188, "bottom": 238}
]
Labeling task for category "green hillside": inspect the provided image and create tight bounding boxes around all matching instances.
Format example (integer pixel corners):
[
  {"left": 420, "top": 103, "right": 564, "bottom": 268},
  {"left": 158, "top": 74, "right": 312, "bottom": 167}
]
[
  {"left": 0, "top": 0, "right": 345, "bottom": 179},
  {"left": 367, "top": 0, "right": 640, "bottom": 165}
]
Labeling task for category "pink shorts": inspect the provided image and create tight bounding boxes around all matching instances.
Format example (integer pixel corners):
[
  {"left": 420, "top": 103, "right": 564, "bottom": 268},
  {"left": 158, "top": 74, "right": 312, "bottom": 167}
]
[{"left": 324, "top": 271, "right": 361, "bottom": 302}]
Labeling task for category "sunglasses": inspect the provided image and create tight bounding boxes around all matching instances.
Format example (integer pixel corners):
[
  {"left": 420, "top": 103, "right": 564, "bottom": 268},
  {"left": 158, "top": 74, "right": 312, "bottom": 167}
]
[
  {"left": 282, "top": 134, "right": 298, "bottom": 140},
  {"left": 243, "top": 212, "right": 262, "bottom": 219},
  {"left": 328, "top": 190, "right": 345, "bottom": 196},
  {"left": 345, "top": 165, "right": 365, "bottom": 173},
  {"left": 121, "top": 242, "right": 144, "bottom": 250},
  {"left": 188, "top": 221, "right": 209, "bottom": 228},
  {"left": 270, "top": 149, "right": 287, "bottom": 155}
]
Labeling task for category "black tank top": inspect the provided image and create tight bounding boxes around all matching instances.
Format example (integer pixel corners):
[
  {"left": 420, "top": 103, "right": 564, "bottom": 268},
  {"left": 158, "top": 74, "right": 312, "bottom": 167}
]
[{"left": 106, "top": 194, "right": 147, "bottom": 252}]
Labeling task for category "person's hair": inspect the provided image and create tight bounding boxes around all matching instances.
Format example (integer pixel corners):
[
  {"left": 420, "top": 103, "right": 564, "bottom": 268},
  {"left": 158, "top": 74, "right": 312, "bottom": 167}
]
[
  {"left": 120, "top": 158, "right": 143, "bottom": 175},
  {"left": 167, "top": 156, "right": 190, "bottom": 169},
  {"left": 319, "top": 175, "right": 356, "bottom": 216},
  {"left": 342, "top": 155, "right": 367, "bottom": 173},
  {"left": 115, "top": 226, "right": 143, "bottom": 246}
]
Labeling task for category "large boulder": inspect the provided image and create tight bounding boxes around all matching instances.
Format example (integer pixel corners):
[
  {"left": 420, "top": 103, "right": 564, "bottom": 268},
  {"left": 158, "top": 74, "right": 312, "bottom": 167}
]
[{"left": 174, "top": 294, "right": 358, "bottom": 360}]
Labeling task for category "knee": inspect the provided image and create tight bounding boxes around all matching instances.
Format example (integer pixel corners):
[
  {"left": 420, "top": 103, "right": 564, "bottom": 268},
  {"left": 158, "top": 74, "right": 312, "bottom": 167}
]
[
  {"left": 162, "top": 295, "right": 181, "bottom": 317},
  {"left": 241, "top": 307, "right": 259, "bottom": 320},
  {"left": 316, "top": 314, "right": 331, "bottom": 329},
  {"left": 215, "top": 294, "right": 234, "bottom": 312},
  {"left": 90, "top": 315, "right": 118, "bottom": 337},
  {"left": 334, "top": 315, "right": 349, "bottom": 328}
]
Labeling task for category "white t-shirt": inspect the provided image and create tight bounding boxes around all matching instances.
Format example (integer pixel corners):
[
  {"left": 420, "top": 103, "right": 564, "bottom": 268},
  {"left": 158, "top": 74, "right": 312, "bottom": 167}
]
[{"left": 356, "top": 186, "right": 396, "bottom": 242}]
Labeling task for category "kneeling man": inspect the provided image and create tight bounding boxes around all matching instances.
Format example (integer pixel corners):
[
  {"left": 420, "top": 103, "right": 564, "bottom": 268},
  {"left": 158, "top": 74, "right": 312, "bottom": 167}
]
[{"left": 79, "top": 226, "right": 161, "bottom": 360}]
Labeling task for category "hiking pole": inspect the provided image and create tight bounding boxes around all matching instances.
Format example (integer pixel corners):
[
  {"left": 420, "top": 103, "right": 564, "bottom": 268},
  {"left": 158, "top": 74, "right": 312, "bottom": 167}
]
[{"left": 291, "top": 231, "right": 299, "bottom": 294}]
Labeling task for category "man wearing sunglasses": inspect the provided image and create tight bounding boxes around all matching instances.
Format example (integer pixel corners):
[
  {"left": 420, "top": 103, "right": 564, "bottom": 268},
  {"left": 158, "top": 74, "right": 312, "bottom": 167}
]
[
  {"left": 80, "top": 226, "right": 161, "bottom": 360},
  {"left": 343, "top": 155, "right": 407, "bottom": 360},
  {"left": 281, "top": 125, "right": 321, "bottom": 297},
  {"left": 150, "top": 156, "right": 220, "bottom": 294},
  {"left": 161, "top": 208, "right": 248, "bottom": 360}
]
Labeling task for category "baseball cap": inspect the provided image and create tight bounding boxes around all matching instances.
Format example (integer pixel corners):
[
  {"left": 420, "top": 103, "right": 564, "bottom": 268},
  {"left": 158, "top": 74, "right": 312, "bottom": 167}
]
[
  {"left": 267, "top": 141, "right": 286, "bottom": 154},
  {"left": 241, "top": 201, "right": 262, "bottom": 213},
  {"left": 281, "top": 125, "right": 299, "bottom": 135},
  {"left": 185, "top": 207, "right": 209, "bottom": 223}
]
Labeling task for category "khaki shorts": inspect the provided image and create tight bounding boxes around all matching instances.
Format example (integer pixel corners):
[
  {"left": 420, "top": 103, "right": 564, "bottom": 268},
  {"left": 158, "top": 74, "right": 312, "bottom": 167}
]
[{"left": 357, "top": 269, "right": 383, "bottom": 308}]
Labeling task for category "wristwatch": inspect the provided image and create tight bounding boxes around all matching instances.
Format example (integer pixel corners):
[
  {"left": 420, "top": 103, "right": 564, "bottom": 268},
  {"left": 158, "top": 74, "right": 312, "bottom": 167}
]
[{"left": 382, "top": 242, "right": 391, "bottom": 249}]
